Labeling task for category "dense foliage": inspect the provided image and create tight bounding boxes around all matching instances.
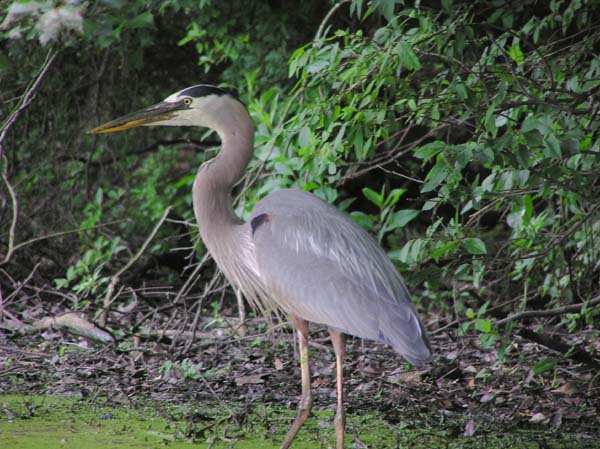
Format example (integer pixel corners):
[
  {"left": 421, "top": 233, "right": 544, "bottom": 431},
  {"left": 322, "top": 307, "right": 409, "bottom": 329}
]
[{"left": 1, "top": 0, "right": 599, "bottom": 360}]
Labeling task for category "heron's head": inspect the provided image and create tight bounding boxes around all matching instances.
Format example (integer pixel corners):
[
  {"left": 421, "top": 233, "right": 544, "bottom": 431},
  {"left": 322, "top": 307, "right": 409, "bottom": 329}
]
[{"left": 90, "top": 85, "right": 245, "bottom": 135}]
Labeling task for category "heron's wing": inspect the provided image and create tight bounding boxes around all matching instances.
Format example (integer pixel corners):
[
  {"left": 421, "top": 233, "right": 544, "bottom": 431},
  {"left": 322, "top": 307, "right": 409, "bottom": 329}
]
[{"left": 250, "top": 189, "right": 431, "bottom": 365}]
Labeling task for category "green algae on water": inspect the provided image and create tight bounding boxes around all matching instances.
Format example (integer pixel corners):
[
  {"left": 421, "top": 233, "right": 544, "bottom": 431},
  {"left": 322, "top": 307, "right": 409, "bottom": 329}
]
[{"left": 1, "top": 395, "right": 599, "bottom": 449}]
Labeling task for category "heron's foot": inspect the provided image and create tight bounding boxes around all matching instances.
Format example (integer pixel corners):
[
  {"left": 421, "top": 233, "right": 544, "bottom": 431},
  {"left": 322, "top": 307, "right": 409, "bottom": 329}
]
[
  {"left": 280, "top": 394, "right": 313, "bottom": 449},
  {"left": 333, "top": 407, "right": 345, "bottom": 449}
]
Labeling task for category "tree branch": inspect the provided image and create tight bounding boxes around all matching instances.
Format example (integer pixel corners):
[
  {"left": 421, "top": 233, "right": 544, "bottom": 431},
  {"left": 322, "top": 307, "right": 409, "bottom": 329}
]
[
  {"left": 314, "top": 0, "right": 350, "bottom": 44},
  {"left": 98, "top": 207, "right": 172, "bottom": 327},
  {"left": 0, "top": 50, "right": 56, "bottom": 266},
  {"left": 497, "top": 293, "right": 600, "bottom": 326},
  {"left": 0, "top": 50, "right": 56, "bottom": 158},
  {"left": 0, "top": 157, "right": 18, "bottom": 266}
]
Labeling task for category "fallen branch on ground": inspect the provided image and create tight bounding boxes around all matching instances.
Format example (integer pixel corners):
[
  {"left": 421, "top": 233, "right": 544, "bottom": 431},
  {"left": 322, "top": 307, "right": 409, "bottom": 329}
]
[{"left": 2, "top": 312, "right": 113, "bottom": 343}]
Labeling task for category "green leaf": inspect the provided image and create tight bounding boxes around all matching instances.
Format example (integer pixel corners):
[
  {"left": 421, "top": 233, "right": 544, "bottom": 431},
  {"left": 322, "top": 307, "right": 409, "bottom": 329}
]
[
  {"left": 94, "top": 187, "right": 103, "bottom": 205},
  {"left": 385, "top": 209, "right": 420, "bottom": 232},
  {"left": 531, "top": 358, "right": 556, "bottom": 376},
  {"left": 475, "top": 319, "right": 492, "bottom": 333},
  {"left": 0, "top": 51, "right": 11, "bottom": 71},
  {"left": 454, "top": 83, "right": 467, "bottom": 100},
  {"left": 421, "top": 159, "right": 449, "bottom": 193},
  {"left": 508, "top": 42, "right": 524, "bottom": 65},
  {"left": 463, "top": 237, "right": 487, "bottom": 255},
  {"left": 54, "top": 278, "right": 69, "bottom": 289},
  {"left": 484, "top": 105, "right": 497, "bottom": 137},
  {"left": 298, "top": 126, "right": 311, "bottom": 148},
  {"left": 480, "top": 333, "right": 498, "bottom": 349},
  {"left": 174, "top": 174, "right": 195, "bottom": 188},
  {"left": 306, "top": 58, "right": 329, "bottom": 74},
  {"left": 543, "top": 133, "right": 562, "bottom": 159},
  {"left": 414, "top": 141, "right": 445, "bottom": 160},
  {"left": 337, "top": 197, "right": 355, "bottom": 212},
  {"left": 362, "top": 187, "right": 383, "bottom": 208},
  {"left": 430, "top": 240, "right": 459, "bottom": 261},
  {"left": 422, "top": 199, "right": 440, "bottom": 211},
  {"left": 373, "top": 0, "right": 396, "bottom": 22},
  {"left": 383, "top": 188, "right": 407, "bottom": 208},
  {"left": 130, "top": 12, "right": 155, "bottom": 29},
  {"left": 396, "top": 42, "right": 421, "bottom": 70},
  {"left": 350, "top": 211, "right": 376, "bottom": 231}
]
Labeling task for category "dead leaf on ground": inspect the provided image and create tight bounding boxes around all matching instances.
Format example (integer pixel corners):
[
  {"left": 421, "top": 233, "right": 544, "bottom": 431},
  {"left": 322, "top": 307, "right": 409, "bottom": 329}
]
[
  {"left": 529, "top": 412, "right": 547, "bottom": 424},
  {"left": 480, "top": 392, "right": 495, "bottom": 403},
  {"left": 234, "top": 374, "right": 265, "bottom": 385},
  {"left": 274, "top": 357, "right": 283, "bottom": 370},
  {"left": 551, "top": 382, "right": 578, "bottom": 396},
  {"left": 388, "top": 370, "right": 422, "bottom": 384},
  {"left": 463, "top": 419, "right": 476, "bottom": 436}
]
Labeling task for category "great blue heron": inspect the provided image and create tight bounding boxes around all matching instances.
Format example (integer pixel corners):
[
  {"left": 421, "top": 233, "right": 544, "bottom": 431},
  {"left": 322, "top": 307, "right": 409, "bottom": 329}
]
[{"left": 91, "top": 85, "right": 432, "bottom": 449}]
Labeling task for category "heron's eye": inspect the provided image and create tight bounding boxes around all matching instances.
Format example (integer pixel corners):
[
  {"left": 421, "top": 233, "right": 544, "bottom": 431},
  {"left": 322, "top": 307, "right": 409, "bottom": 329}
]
[{"left": 183, "top": 97, "right": 193, "bottom": 106}]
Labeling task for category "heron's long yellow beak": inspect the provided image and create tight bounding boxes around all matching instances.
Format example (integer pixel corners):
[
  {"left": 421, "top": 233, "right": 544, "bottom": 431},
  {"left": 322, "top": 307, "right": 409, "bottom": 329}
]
[{"left": 89, "top": 100, "right": 185, "bottom": 134}]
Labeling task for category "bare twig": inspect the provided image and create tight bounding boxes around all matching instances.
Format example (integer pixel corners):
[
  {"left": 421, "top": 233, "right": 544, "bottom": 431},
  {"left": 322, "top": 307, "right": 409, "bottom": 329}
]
[
  {"left": 513, "top": 203, "right": 600, "bottom": 261},
  {"left": 0, "top": 157, "right": 18, "bottom": 266},
  {"left": 337, "top": 123, "right": 450, "bottom": 186},
  {"left": 0, "top": 50, "right": 56, "bottom": 266},
  {"left": 314, "top": 0, "right": 350, "bottom": 44},
  {"left": 7, "top": 219, "right": 130, "bottom": 256},
  {"left": 98, "top": 207, "right": 172, "bottom": 326},
  {"left": 182, "top": 269, "right": 225, "bottom": 354},
  {"left": 3, "top": 262, "right": 40, "bottom": 307},
  {"left": 234, "top": 287, "right": 247, "bottom": 337},
  {"left": 137, "top": 327, "right": 213, "bottom": 340},
  {"left": 517, "top": 327, "right": 599, "bottom": 368},
  {"left": 497, "top": 293, "right": 600, "bottom": 326},
  {"left": 0, "top": 51, "right": 56, "bottom": 157}
]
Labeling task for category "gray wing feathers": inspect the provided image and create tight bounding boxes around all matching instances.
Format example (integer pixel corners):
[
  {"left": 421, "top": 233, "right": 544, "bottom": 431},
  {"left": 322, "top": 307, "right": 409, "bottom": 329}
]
[{"left": 250, "top": 189, "right": 431, "bottom": 365}]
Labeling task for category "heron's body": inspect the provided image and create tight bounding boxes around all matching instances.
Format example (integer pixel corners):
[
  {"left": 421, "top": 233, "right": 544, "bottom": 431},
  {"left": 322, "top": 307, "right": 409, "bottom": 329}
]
[
  {"left": 250, "top": 189, "right": 429, "bottom": 363},
  {"left": 91, "top": 85, "right": 431, "bottom": 449}
]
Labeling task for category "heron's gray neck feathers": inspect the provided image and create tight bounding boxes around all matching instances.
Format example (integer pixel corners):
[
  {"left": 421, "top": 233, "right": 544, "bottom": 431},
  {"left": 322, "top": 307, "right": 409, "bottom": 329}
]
[
  {"left": 193, "top": 100, "right": 253, "bottom": 231},
  {"left": 191, "top": 101, "right": 270, "bottom": 313}
]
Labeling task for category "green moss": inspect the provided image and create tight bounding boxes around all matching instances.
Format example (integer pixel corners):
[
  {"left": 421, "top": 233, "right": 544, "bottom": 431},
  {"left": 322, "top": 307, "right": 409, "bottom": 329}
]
[{"left": 1, "top": 395, "right": 598, "bottom": 449}]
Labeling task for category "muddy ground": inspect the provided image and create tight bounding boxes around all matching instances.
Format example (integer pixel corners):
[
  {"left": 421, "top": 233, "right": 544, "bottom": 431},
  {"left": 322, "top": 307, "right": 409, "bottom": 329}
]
[{"left": 1, "top": 303, "right": 599, "bottom": 448}]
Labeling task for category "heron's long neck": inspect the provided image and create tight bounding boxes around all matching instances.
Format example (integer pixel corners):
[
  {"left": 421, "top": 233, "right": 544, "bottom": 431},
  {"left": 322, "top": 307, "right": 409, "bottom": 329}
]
[{"left": 192, "top": 112, "right": 254, "bottom": 245}]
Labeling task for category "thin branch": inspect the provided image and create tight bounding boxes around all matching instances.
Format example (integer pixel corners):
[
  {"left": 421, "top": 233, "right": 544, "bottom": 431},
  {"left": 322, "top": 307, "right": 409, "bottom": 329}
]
[
  {"left": 6, "top": 219, "right": 130, "bottom": 257},
  {"left": 0, "top": 157, "right": 18, "bottom": 266},
  {"left": 517, "top": 327, "right": 599, "bottom": 369},
  {"left": 514, "top": 203, "right": 600, "bottom": 261},
  {"left": 497, "top": 293, "right": 600, "bottom": 326},
  {"left": 3, "top": 262, "right": 40, "bottom": 306},
  {"left": 0, "top": 50, "right": 56, "bottom": 158},
  {"left": 337, "top": 123, "right": 449, "bottom": 185},
  {"left": 0, "top": 50, "right": 56, "bottom": 266},
  {"left": 314, "top": 0, "right": 350, "bottom": 44},
  {"left": 98, "top": 207, "right": 172, "bottom": 327}
]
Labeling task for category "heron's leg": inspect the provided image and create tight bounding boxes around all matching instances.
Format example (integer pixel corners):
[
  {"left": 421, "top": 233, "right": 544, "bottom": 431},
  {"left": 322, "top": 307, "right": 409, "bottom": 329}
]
[
  {"left": 281, "top": 316, "right": 313, "bottom": 449},
  {"left": 328, "top": 328, "right": 346, "bottom": 449}
]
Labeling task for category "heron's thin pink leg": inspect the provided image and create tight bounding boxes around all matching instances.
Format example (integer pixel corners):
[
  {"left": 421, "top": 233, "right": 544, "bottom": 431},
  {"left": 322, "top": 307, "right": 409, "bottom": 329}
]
[
  {"left": 328, "top": 328, "right": 346, "bottom": 449},
  {"left": 281, "top": 316, "right": 313, "bottom": 449}
]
